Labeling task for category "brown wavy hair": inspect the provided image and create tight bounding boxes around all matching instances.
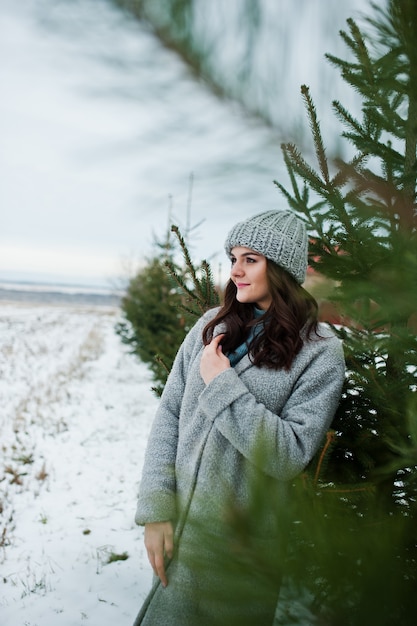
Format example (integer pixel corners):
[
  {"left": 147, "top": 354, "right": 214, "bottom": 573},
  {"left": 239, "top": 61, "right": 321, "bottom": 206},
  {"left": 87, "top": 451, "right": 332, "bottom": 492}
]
[{"left": 202, "top": 259, "right": 319, "bottom": 370}]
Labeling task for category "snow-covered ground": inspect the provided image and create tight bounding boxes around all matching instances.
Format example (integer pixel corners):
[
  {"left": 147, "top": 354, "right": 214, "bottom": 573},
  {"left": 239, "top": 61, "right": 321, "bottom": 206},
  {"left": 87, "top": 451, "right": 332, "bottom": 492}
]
[{"left": 0, "top": 302, "right": 159, "bottom": 625}]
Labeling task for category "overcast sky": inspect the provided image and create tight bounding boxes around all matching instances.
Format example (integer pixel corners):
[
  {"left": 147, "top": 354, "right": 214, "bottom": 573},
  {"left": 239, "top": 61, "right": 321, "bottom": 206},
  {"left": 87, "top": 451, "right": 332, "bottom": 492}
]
[{"left": 0, "top": 0, "right": 364, "bottom": 289}]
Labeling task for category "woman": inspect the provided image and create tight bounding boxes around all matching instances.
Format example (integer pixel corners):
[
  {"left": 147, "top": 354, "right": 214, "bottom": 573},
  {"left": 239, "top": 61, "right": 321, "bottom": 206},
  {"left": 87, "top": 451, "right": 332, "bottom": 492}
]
[{"left": 133, "top": 210, "right": 345, "bottom": 625}]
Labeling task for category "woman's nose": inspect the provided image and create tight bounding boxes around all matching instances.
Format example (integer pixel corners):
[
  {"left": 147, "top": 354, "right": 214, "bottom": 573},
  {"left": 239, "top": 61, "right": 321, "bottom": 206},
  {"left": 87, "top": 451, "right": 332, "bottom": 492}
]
[{"left": 231, "top": 262, "right": 244, "bottom": 277}]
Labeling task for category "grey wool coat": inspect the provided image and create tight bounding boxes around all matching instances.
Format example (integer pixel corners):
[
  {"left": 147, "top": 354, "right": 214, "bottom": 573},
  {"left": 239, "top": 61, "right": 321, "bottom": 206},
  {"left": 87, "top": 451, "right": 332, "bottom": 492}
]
[{"left": 133, "top": 307, "right": 345, "bottom": 626}]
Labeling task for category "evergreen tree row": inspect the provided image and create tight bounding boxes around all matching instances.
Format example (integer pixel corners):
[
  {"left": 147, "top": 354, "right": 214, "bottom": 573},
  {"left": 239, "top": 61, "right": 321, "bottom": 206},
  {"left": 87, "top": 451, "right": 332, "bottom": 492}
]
[{"left": 116, "top": 226, "right": 219, "bottom": 396}]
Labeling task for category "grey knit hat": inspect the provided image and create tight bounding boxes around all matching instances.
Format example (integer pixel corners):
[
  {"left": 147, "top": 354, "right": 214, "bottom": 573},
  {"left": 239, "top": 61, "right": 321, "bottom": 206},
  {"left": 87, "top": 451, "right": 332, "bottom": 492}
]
[{"left": 224, "top": 210, "right": 308, "bottom": 284}]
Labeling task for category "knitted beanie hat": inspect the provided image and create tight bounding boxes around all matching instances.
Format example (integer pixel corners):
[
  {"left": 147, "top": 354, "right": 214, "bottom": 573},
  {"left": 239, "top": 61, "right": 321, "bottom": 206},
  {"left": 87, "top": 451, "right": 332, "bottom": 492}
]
[{"left": 224, "top": 210, "right": 308, "bottom": 284}]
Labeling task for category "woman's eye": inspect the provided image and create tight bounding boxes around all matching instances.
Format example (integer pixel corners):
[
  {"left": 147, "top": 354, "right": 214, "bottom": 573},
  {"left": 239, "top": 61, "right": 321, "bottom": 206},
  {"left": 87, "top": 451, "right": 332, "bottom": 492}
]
[
  {"left": 246, "top": 257, "right": 256, "bottom": 263},
  {"left": 230, "top": 257, "right": 236, "bottom": 265}
]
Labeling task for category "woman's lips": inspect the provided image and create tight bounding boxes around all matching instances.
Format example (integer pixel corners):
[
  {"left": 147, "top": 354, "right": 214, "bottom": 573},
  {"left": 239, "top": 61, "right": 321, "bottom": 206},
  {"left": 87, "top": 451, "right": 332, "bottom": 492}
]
[{"left": 236, "top": 283, "right": 250, "bottom": 288}]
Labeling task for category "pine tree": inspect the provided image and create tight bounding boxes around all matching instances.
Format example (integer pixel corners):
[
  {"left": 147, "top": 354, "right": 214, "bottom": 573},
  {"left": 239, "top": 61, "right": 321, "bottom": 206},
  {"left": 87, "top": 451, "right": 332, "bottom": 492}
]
[
  {"left": 270, "top": 1, "right": 417, "bottom": 622},
  {"left": 116, "top": 225, "right": 220, "bottom": 395},
  {"left": 164, "top": 224, "right": 221, "bottom": 318},
  {"left": 116, "top": 229, "right": 190, "bottom": 395},
  {"left": 275, "top": 0, "right": 417, "bottom": 500}
]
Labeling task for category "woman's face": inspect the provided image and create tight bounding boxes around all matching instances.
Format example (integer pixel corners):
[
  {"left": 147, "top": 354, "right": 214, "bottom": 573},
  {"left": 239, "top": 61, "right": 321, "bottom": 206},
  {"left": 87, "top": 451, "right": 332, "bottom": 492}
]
[{"left": 230, "top": 246, "right": 271, "bottom": 310}]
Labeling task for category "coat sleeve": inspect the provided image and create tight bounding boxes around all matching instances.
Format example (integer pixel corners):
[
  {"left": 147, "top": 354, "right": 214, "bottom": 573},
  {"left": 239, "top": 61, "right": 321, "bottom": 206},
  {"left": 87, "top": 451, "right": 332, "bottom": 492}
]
[
  {"left": 198, "top": 334, "right": 345, "bottom": 481},
  {"left": 134, "top": 313, "right": 210, "bottom": 525}
]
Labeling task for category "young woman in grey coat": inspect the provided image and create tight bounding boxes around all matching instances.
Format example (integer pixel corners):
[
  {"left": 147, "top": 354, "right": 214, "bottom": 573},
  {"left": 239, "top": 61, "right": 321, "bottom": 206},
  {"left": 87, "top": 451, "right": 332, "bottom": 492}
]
[{"left": 133, "top": 210, "right": 345, "bottom": 625}]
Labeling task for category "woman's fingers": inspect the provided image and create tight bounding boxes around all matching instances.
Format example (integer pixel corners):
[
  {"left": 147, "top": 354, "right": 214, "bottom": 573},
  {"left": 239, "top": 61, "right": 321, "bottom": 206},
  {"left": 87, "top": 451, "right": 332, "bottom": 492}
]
[
  {"left": 200, "top": 334, "right": 230, "bottom": 384},
  {"left": 144, "top": 521, "right": 174, "bottom": 588},
  {"left": 210, "top": 333, "right": 224, "bottom": 349},
  {"left": 164, "top": 526, "right": 174, "bottom": 559},
  {"left": 152, "top": 550, "right": 168, "bottom": 588}
]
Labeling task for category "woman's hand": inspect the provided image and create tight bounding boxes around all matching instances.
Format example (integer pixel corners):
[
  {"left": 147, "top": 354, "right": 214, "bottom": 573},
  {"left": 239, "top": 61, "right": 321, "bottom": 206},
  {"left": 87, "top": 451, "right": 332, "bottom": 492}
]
[
  {"left": 200, "top": 333, "right": 230, "bottom": 385},
  {"left": 144, "top": 521, "right": 174, "bottom": 588}
]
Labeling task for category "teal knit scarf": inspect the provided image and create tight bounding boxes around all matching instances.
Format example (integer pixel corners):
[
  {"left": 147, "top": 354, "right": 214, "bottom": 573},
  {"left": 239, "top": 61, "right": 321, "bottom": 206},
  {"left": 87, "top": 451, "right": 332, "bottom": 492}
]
[{"left": 227, "top": 308, "right": 265, "bottom": 367}]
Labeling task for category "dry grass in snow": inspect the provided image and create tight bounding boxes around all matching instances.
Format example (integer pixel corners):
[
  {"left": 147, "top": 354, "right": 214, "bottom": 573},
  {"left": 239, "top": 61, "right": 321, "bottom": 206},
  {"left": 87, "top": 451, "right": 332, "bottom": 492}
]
[{"left": 0, "top": 303, "right": 159, "bottom": 625}]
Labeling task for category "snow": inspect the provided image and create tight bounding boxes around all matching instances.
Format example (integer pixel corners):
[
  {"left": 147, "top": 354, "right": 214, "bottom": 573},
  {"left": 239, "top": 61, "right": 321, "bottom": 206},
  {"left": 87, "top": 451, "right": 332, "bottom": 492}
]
[
  {"left": 0, "top": 299, "right": 322, "bottom": 626},
  {"left": 0, "top": 301, "right": 159, "bottom": 625}
]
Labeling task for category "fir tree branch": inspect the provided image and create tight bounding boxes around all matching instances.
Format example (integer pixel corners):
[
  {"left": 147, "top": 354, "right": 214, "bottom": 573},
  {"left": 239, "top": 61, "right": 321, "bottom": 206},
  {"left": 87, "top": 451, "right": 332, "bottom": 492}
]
[
  {"left": 154, "top": 354, "right": 171, "bottom": 375},
  {"left": 171, "top": 224, "right": 206, "bottom": 302},
  {"left": 164, "top": 259, "right": 195, "bottom": 300},
  {"left": 332, "top": 100, "right": 365, "bottom": 138},
  {"left": 314, "top": 431, "right": 336, "bottom": 484},
  {"left": 345, "top": 18, "right": 375, "bottom": 91},
  {"left": 331, "top": 153, "right": 368, "bottom": 188},
  {"left": 281, "top": 142, "right": 326, "bottom": 195},
  {"left": 301, "top": 85, "right": 330, "bottom": 185},
  {"left": 281, "top": 142, "right": 304, "bottom": 203},
  {"left": 403, "top": 47, "right": 417, "bottom": 204}
]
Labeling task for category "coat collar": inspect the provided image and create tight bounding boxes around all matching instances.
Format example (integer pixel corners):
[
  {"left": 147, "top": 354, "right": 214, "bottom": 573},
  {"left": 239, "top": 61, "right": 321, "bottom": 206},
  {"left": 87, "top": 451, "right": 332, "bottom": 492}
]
[{"left": 233, "top": 353, "right": 253, "bottom": 374}]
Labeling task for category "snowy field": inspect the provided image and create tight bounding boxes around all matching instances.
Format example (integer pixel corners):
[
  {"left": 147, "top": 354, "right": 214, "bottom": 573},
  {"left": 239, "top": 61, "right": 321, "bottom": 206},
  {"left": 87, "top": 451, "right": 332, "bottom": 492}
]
[{"left": 0, "top": 301, "right": 159, "bottom": 625}]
